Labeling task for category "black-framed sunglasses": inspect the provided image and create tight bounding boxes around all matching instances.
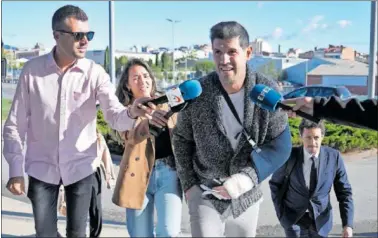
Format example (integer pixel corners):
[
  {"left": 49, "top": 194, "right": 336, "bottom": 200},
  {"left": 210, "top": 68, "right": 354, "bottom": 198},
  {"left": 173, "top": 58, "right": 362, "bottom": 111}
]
[{"left": 56, "top": 30, "right": 95, "bottom": 42}]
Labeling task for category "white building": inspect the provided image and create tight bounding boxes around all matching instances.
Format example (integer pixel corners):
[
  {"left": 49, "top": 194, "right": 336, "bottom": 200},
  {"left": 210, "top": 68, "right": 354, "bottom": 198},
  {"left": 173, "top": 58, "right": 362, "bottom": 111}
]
[
  {"left": 86, "top": 50, "right": 156, "bottom": 65},
  {"left": 250, "top": 38, "right": 272, "bottom": 55},
  {"left": 193, "top": 50, "right": 210, "bottom": 59}
]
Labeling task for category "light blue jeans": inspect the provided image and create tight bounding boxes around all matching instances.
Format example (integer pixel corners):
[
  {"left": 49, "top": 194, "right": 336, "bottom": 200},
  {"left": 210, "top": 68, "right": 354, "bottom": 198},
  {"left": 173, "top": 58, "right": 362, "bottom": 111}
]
[{"left": 126, "top": 160, "right": 183, "bottom": 237}]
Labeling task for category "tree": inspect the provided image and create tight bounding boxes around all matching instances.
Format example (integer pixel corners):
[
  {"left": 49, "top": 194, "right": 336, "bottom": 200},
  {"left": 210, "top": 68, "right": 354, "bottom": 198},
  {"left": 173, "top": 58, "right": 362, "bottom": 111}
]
[
  {"left": 155, "top": 53, "right": 160, "bottom": 67},
  {"left": 148, "top": 59, "right": 153, "bottom": 67},
  {"left": 114, "top": 56, "right": 128, "bottom": 77},
  {"left": 151, "top": 64, "right": 163, "bottom": 79},
  {"left": 194, "top": 60, "right": 216, "bottom": 73},
  {"left": 1, "top": 41, "right": 4, "bottom": 57},
  {"left": 161, "top": 52, "right": 173, "bottom": 71},
  {"left": 119, "top": 56, "right": 128, "bottom": 66},
  {"left": 187, "top": 50, "right": 198, "bottom": 61}
]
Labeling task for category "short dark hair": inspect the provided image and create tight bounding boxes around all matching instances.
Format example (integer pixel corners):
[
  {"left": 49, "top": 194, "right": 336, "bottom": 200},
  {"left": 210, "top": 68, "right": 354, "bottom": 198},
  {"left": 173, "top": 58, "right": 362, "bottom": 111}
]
[
  {"left": 210, "top": 21, "right": 250, "bottom": 49},
  {"left": 52, "top": 5, "right": 88, "bottom": 30},
  {"left": 299, "top": 119, "right": 326, "bottom": 136}
]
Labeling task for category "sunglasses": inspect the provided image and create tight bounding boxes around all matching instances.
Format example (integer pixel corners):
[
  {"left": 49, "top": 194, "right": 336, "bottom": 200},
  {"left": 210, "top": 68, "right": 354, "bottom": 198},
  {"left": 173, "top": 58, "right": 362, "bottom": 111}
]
[{"left": 56, "top": 30, "right": 95, "bottom": 41}]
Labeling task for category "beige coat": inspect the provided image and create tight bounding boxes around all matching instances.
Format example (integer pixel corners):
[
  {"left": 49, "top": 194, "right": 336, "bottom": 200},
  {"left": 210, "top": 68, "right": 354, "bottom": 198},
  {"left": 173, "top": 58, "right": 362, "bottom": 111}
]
[{"left": 112, "top": 104, "right": 177, "bottom": 209}]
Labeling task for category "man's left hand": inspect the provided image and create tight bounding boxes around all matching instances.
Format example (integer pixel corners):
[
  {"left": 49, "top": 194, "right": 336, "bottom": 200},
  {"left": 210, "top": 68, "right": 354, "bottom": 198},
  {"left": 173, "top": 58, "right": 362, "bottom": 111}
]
[
  {"left": 342, "top": 226, "right": 353, "bottom": 238},
  {"left": 212, "top": 186, "right": 232, "bottom": 199},
  {"left": 129, "top": 97, "right": 154, "bottom": 118}
]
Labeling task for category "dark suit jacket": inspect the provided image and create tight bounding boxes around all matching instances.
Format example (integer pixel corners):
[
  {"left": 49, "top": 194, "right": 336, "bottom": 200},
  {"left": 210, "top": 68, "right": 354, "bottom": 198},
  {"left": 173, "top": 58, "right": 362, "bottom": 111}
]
[{"left": 269, "top": 146, "right": 354, "bottom": 237}]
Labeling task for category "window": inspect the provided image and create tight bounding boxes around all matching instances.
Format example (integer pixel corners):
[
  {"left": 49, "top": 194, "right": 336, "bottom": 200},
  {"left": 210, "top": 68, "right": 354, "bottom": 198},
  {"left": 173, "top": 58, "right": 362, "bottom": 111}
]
[
  {"left": 285, "top": 88, "right": 307, "bottom": 98},
  {"left": 306, "top": 87, "right": 335, "bottom": 97},
  {"left": 337, "top": 87, "right": 352, "bottom": 99}
]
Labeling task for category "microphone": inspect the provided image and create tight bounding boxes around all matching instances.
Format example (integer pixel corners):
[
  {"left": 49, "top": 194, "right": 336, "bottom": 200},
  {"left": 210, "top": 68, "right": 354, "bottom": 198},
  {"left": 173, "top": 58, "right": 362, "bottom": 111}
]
[
  {"left": 143, "top": 79, "right": 202, "bottom": 108},
  {"left": 249, "top": 84, "right": 320, "bottom": 123},
  {"left": 149, "top": 102, "right": 189, "bottom": 137}
]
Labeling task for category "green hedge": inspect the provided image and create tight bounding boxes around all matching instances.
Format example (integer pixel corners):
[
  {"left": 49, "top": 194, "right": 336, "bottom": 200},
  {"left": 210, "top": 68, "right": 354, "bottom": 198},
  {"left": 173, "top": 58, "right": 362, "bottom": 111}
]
[
  {"left": 97, "top": 110, "right": 124, "bottom": 155},
  {"left": 289, "top": 117, "right": 377, "bottom": 153},
  {"left": 97, "top": 110, "right": 377, "bottom": 155},
  {"left": 2, "top": 98, "right": 12, "bottom": 121}
]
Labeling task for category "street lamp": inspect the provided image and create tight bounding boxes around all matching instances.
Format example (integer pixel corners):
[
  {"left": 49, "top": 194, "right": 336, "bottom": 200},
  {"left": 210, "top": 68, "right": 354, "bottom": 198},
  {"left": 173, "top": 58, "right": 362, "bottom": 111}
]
[
  {"left": 367, "top": 1, "right": 377, "bottom": 99},
  {"left": 109, "top": 1, "right": 116, "bottom": 85},
  {"left": 166, "top": 18, "right": 180, "bottom": 80}
]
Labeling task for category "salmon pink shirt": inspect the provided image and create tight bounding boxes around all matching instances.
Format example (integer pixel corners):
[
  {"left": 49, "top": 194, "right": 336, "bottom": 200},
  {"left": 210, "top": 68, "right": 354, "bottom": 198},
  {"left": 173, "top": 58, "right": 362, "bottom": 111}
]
[{"left": 3, "top": 48, "right": 135, "bottom": 185}]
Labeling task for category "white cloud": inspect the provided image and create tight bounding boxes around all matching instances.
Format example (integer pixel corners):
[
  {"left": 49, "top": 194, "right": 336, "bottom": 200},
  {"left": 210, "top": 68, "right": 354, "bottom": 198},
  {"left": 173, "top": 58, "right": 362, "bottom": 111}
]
[
  {"left": 272, "top": 27, "right": 283, "bottom": 39},
  {"left": 257, "top": 1, "right": 264, "bottom": 8},
  {"left": 337, "top": 20, "right": 352, "bottom": 28},
  {"left": 321, "top": 23, "right": 328, "bottom": 29},
  {"left": 302, "top": 15, "right": 325, "bottom": 33}
]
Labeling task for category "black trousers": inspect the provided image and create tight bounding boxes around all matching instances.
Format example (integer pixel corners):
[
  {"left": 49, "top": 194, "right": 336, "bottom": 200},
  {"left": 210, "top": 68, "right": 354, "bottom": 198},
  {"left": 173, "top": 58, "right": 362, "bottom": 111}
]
[
  {"left": 27, "top": 173, "right": 94, "bottom": 237},
  {"left": 89, "top": 168, "right": 102, "bottom": 237},
  {"left": 284, "top": 212, "right": 324, "bottom": 238}
]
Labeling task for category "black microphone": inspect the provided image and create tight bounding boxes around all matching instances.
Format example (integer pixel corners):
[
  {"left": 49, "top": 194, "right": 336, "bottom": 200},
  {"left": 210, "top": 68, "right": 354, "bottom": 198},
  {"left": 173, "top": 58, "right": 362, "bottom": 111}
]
[
  {"left": 249, "top": 84, "right": 321, "bottom": 123},
  {"left": 149, "top": 102, "right": 189, "bottom": 137}
]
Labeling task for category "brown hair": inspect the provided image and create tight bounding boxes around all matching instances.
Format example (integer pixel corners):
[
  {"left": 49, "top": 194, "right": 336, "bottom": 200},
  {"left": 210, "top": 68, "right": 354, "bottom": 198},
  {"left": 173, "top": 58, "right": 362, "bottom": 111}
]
[{"left": 115, "top": 58, "right": 157, "bottom": 106}]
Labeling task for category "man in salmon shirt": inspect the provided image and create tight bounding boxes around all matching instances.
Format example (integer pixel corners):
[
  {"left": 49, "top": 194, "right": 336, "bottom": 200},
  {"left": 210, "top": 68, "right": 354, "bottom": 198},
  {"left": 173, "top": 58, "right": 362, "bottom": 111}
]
[{"left": 2, "top": 5, "right": 159, "bottom": 237}]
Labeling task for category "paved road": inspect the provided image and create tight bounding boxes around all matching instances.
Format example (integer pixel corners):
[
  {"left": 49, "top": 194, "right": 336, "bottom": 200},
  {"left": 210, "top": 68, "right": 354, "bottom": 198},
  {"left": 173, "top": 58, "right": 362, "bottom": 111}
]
[
  {"left": 2, "top": 83, "right": 17, "bottom": 100},
  {"left": 2, "top": 133, "right": 377, "bottom": 237}
]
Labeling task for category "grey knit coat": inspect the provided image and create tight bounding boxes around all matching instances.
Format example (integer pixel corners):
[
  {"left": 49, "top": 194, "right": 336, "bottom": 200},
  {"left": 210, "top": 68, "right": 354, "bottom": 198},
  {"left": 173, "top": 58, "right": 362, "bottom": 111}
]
[{"left": 172, "top": 66, "right": 288, "bottom": 218}]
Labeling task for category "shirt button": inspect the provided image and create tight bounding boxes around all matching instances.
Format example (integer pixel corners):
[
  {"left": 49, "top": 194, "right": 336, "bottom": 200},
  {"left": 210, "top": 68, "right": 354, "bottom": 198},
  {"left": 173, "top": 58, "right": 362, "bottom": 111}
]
[{"left": 130, "top": 173, "right": 135, "bottom": 177}]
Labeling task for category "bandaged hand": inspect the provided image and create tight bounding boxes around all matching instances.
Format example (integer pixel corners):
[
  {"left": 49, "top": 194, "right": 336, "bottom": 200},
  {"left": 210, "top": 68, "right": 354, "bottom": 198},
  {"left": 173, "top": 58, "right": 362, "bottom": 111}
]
[{"left": 223, "top": 173, "right": 254, "bottom": 199}]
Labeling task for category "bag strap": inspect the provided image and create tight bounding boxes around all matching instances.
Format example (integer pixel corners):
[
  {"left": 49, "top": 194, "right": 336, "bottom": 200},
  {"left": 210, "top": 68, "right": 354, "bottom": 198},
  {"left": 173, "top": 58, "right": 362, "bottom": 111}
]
[
  {"left": 218, "top": 84, "right": 261, "bottom": 152},
  {"left": 276, "top": 148, "right": 299, "bottom": 203}
]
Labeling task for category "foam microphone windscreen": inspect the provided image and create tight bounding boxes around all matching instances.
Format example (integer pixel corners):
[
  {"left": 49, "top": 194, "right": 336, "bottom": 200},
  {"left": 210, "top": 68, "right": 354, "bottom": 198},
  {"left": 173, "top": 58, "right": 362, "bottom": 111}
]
[
  {"left": 249, "top": 84, "right": 320, "bottom": 123},
  {"left": 249, "top": 84, "right": 282, "bottom": 111},
  {"left": 176, "top": 79, "right": 203, "bottom": 100}
]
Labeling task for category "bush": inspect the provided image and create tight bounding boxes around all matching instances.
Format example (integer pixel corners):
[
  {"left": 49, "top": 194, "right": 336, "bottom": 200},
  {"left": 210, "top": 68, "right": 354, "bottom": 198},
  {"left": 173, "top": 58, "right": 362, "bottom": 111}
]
[
  {"left": 97, "top": 110, "right": 124, "bottom": 155},
  {"left": 289, "top": 117, "right": 378, "bottom": 153}
]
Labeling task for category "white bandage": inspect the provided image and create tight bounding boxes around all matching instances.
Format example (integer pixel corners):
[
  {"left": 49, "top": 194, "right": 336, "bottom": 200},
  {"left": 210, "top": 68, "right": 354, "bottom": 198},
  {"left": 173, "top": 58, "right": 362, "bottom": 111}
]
[{"left": 223, "top": 173, "right": 254, "bottom": 199}]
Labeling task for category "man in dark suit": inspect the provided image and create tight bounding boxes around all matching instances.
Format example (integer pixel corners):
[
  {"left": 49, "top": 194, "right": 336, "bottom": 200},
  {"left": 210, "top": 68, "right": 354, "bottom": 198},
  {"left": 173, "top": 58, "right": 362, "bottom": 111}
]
[{"left": 269, "top": 119, "right": 354, "bottom": 237}]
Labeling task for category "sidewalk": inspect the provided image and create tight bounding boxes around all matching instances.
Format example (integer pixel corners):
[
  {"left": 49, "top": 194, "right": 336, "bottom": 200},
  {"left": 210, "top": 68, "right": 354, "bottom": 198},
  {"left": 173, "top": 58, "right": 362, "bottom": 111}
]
[
  {"left": 1, "top": 196, "right": 129, "bottom": 237},
  {"left": 1, "top": 196, "right": 193, "bottom": 237}
]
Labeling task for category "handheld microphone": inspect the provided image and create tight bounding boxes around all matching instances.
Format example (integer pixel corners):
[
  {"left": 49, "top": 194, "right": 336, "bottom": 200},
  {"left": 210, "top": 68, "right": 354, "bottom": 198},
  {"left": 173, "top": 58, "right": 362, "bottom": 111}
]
[
  {"left": 149, "top": 102, "right": 189, "bottom": 137},
  {"left": 143, "top": 79, "right": 202, "bottom": 108},
  {"left": 249, "top": 84, "right": 320, "bottom": 123}
]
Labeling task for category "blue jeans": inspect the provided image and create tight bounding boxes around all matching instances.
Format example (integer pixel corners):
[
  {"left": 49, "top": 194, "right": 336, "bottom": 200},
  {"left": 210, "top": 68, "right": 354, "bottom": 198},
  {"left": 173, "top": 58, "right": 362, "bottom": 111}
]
[{"left": 126, "top": 160, "right": 183, "bottom": 237}]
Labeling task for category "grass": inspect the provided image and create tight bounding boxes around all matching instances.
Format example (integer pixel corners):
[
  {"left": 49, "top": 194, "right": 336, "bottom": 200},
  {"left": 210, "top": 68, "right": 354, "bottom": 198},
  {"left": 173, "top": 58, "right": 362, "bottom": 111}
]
[{"left": 2, "top": 98, "right": 12, "bottom": 121}]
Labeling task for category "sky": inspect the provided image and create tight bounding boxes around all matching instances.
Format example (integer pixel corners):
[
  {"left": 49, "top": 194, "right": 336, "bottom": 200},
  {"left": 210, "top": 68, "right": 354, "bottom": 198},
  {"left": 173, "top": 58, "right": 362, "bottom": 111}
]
[{"left": 1, "top": 1, "right": 373, "bottom": 54}]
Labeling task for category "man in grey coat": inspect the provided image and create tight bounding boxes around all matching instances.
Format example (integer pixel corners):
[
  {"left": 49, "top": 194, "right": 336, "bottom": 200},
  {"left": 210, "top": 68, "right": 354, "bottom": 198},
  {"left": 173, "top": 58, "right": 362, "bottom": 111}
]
[{"left": 172, "top": 21, "right": 292, "bottom": 237}]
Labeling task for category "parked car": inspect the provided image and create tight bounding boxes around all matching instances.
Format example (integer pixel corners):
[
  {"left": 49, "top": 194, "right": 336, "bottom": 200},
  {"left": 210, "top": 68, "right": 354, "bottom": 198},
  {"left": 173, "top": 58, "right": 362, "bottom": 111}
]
[{"left": 283, "top": 85, "right": 353, "bottom": 100}]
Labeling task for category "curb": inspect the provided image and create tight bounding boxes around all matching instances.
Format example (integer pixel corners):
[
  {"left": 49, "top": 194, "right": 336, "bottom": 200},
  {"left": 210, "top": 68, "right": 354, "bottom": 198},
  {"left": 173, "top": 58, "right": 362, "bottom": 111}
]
[{"left": 342, "top": 148, "right": 377, "bottom": 161}]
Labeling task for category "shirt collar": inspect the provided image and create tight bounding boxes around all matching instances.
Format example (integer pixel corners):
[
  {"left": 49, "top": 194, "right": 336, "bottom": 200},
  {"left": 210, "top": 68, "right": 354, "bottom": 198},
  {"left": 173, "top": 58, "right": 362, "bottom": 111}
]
[
  {"left": 303, "top": 147, "right": 320, "bottom": 161},
  {"left": 46, "top": 46, "right": 91, "bottom": 73}
]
